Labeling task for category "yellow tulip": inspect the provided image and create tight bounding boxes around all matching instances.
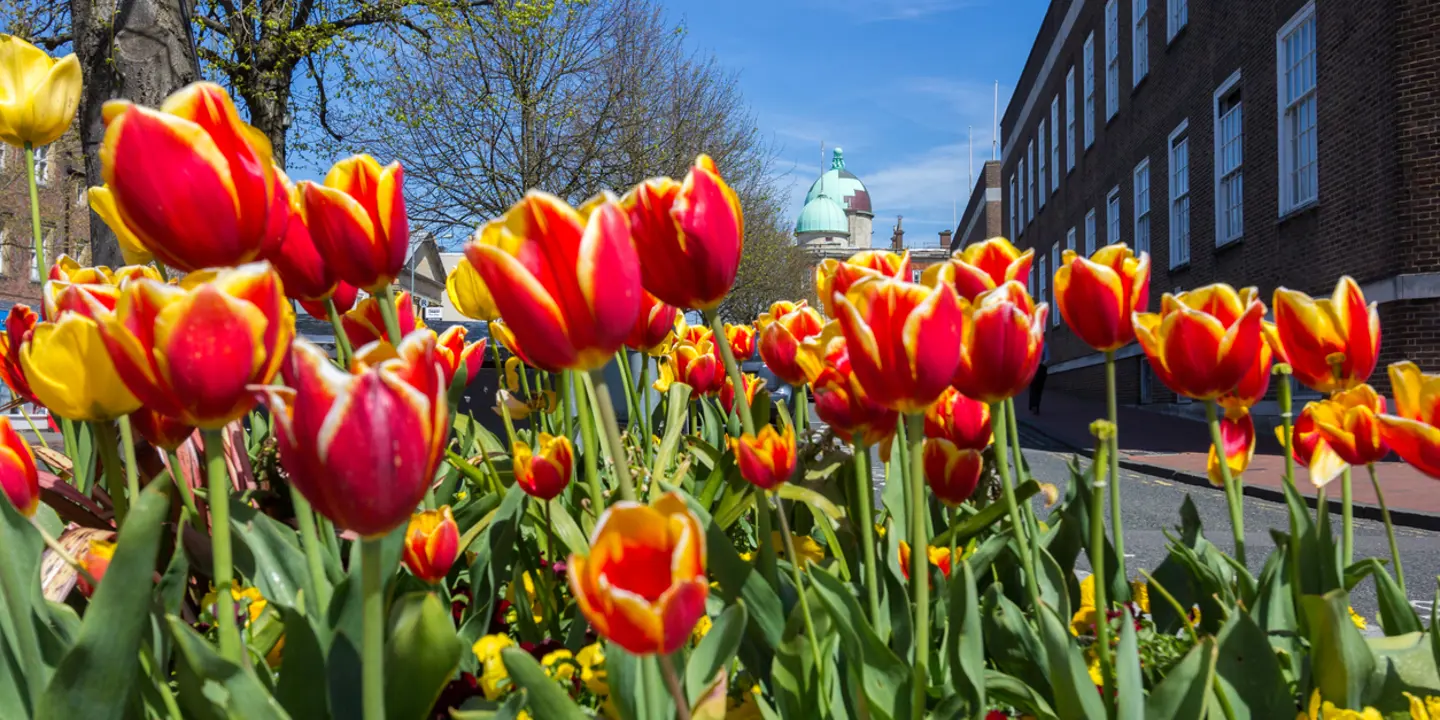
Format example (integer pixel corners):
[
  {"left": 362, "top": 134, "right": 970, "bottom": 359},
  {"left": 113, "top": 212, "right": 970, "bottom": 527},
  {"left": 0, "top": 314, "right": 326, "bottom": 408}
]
[
  {"left": 86, "top": 186, "right": 153, "bottom": 266},
  {"left": 19, "top": 313, "right": 140, "bottom": 421},
  {"left": 446, "top": 258, "right": 498, "bottom": 321},
  {"left": 0, "top": 34, "right": 82, "bottom": 148}
]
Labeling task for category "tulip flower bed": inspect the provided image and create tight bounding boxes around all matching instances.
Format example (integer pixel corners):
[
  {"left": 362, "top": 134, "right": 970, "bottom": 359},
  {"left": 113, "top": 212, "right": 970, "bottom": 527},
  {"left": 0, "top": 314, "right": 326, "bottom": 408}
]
[{"left": 6, "top": 35, "right": 1440, "bottom": 720}]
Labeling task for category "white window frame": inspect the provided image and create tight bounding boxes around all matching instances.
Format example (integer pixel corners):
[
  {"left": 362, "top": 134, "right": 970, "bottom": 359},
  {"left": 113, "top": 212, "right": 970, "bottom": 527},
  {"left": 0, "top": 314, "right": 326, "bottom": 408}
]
[
  {"left": 1277, "top": 1, "right": 1318, "bottom": 215},
  {"left": 1168, "top": 120, "right": 1192, "bottom": 268},
  {"left": 1083, "top": 34, "right": 1096, "bottom": 148},
  {"left": 1049, "top": 98, "right": 1060, "bottom": 191},
  {"left": 1038, "top": 253, "right": 1049, "bottom": 325},
  {"left": 33, "top": 146, "right": 50, "bottom": 187},
  {"left": 1133, "top": 0, "right": 1149, "bottom": 84},
  {"left": 1214, "top": 70, "right": 1244, "bottom": 246},
  {"left": 1049, "top": 244, "right": 1061, "bottom": 326},
  {"left": 1084, "top": 209, "right": 1097, "bottom": 257},
  {"left": 1065, "top": 67, "right": 1077, "bottom": 170},
  {"left": 1037, "top": 120, "right": 1048, "bottom": 210},
  {"left": 1066, "top": 227, "right": 1077, "bottom": 255},
  {"left": 1167, "top": 0, "right": 1187, "bottom": 42},
  {"left": 1019, "top": 160, "right": 1027, "bottom": 230},
  {"left": 1134, "top": 158, "right": 1151, "bottom": 255},
  {"left": 1028, "top": 140, "right": 1036, "bottom": 222},
  {"left": 1010, "top": 175, "right": 1018, "bottom": 237},
  {"left": 1105, "top": 0, "right": 1120, "bottom": 119},
  {"left": 1107, "top": 186, "right": 1122, "bottom": 246}
]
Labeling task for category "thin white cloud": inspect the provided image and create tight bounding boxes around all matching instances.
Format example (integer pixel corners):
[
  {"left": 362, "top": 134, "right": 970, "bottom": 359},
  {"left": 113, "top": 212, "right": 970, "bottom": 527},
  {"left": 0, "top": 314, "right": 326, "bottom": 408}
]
[
  {"left": 863, "top": 138, "right": 998, "bottom": 228},
  {"left": 801, "top": 0, "right": 988, "bottom": 22}
]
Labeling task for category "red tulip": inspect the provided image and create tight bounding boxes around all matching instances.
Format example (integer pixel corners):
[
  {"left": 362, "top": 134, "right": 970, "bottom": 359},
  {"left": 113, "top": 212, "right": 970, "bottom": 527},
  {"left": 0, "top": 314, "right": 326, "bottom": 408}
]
[
  {"left": 757, "top": 300, "right": 823, "bottom": 386},
  {"left": 0, "top": 305, "right": 38, "bottom": 405},
  {"left": 653, "top": 337, "right": 722, "bottom": 397},
  {"left": 0, "top": 416, "right": 39, "bottom": 517},
  {"left": 625, "top": 291, "right": 679, "bottom": 354},
  {"left": 719, "top": 373, "right": 765, "bottom": 417},
  {"left": 1206, "top": 413, "right": 1256, "bottom": 487},
  {"left": 342, "top": 290, "right": 424, "bottom": 350},
  {"left": 815, "top": 250, "right": 911, "bottom": 316},
  {"left": 925, "top": 387, "right": 992, "bottom": 450},
  {"left": 129, "top": 407, "right": 195, "bottom": 450},
  {"left": 299, "top": 281, "right": 358, "bottom": 322},
  {"left": 435, "top": 326, "right": 486, "bottom": 388},
  {"left": 926, "top": 236, "right": 1034, "bottom": 302},
  {"left": 922, "top": 438, "right": 984, "bottom": 506},
  {"left": 1271, "top": 277, "right": 1380, "bottom": 393},
  {"left": 1217, "top": 330, "right": 1274, "bottom": 419},
  {"left": 301, "top": 155, "right": 408, "bottom": 292},
  {"left": 403, "top": 506, "right": 460, "bottom": 584},
  {"left": 1054, "top": 244, "right": 1151, "bottom": 352},
  {"left": 1311, "top": 384, "right": 1388, "bottom": 466},
  {"left": 267, "top": 171, "right": 340, "bottom": 303},
  {"left": 1379, "top": 362, "right": 1440, "bottom": 479},
  {"left": 952, "top": 281, "right": 1048, "bottom": 405},
  {"left": 796, "top": 322, "right": 898, "bottom": 454},
  {"left": 1275, "top": 404, "right": 1346, "bottom": 488},
  {"left": 514, "top": 433, "right": 574, "bottom": 501},
  {"left": 77, "top": 538, "right": 115, "bottom": 598},
  {"left": 253, "top": 331, "right": 447, "bottom": 536},
  {"left": 832, "top": 276, "right": 962, "bottom": 414},
  {"left": 732, "top": 423, "right": 797, "bottom": 490},
  {"left": 1133, "top": 284, "right": 1266, "bottom": 401},
  {"left": 622, "top": 155, "right": 743, "bottom": 311},
  {"left": 725, "top": 323, "right": 756, "bottom": 362}
]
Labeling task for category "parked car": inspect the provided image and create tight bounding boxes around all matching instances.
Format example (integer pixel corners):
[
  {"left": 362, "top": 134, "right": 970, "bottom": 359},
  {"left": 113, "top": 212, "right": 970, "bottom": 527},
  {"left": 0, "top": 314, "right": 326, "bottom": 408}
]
[{"left": 742, "top": 359, "right": 793, "bottom": 413}]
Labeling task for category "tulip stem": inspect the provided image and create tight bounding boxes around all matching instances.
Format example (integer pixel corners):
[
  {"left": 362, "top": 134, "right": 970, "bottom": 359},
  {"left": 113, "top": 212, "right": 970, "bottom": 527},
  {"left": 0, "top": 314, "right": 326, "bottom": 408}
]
[
  {"left": 117, "top": 415, "right": 141, "bottom": 501},
  {"left": 23, "top": 142, "right": 45, "bottom": 273},
  {"left": 168, "top": 450, "right": 202, "bottom": 529},
  {"left": 1004, "top": 399, "right": 1040, "bottom": 541},
  {"left": 1204, "top": 402, "right": 1247, "bottom": 568},
  {"left": 18, "top": 406, "right": 49, "bottom": 450},
  {"left": 1340, "top": 466, "right": 1354, "bottom": 566},
  {"left": 639, "top": 359, "right": 653, "bottom": 465},
  {"left": 574, "top": 370, "right": 604, "bottom": 514},
  {"left": 325, "top": 298, "right": 353, "bottom": 367},
  {"left": 378, "top": 285, "right": 405, "bottom": 345},
  {"left": 1368, "top": 463, "right": 1405, "bottom": 593},
  {"left": 1105, "top": 350, "right": 1127, "bottom": 584},
  {"left": 1089, "top": 433, "right": 1115, "bottom": 712},
  {"left": 773, "top": 491, "right": 827, "bottom": 677},
  {"left": 659, "top": 653, "right": 692, "bottom": 720},
  {"left": 587, "top": 367, "right": 636, "bottom": 502},
  {"left": 904, "top": 412, "right": 929, "bottom": 719},
  {"left": 560, "top": 370, "right": 574, "bottom": 442},
  {"left": 291, "top": 483, "right": 331, "bottom": 612},
  {"left": 707, "top": 312, "right": 756, "bottom": 438},
  {"left": 202, "top": 428, "right": 244, "bottom": 665},
  {"left": 615, "top": 352, "right": 638, "bottom": 434},
  {"left": 360, "top": 537, "right": 386, "bottom": 720},
  {"left": 1279, "top": 372, "right": 1297, "bottom": 491},
  {"left": 988, "top": 402, "right": 1043, "bottom": 608},
  {"left": 93, "top": 421, "right": 130, "bottom": 527},
  {"left": 853, "top": 442, "right": 881, "bottom": 623}
]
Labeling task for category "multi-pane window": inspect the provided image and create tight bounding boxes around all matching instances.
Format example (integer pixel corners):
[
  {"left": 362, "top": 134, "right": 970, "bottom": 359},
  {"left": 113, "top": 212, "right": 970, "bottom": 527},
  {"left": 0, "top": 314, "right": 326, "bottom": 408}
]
[
  {"left": 1050, "top": 244, "right": 1061, "bottom": 326},
  {"left": 1107, "top": 187, "right": 1121, "bottom": 246},
  {"left": 1010, "top": 175, "right": 1018, "bottom": 236},
  {"left": 1215, "top": 73, "right": 1244, "bottom": 244},
  {"left": 1168, "top": 0, "right": 1187, "bottom": 41},
  {"left": 1279, "top": 2, "right": 1317, "bottom": 213},
  {"left": 33, "top": 146, "right": 49, "bottom": 186},
  {"left": 1066, "top": 67, "right": 1077, "bottom": 169},
  {"left": 1037, "top": 121, "right": 1047, "bottom": 210},
  {"left": 1067, "top": 227, "right": 1077, "bottom": 255},
  {"left": 1050, "top": 98, "right": 1060, "bottom": 191},
  {"left": 1028, "top": 140, "right": 1037, "bottom": 221},
  {"left": 1083, "top": 34, "right": 1096, "bottom": 147},
  {"left": 1106, "top": 0, "right": 1120, "bottom": 119},
  {"left": 1085, "top": 209, "right": 1097, "bottom": 257},
  {"left": 1019, "top": 159, "right": 1027, "bottom": 229},
  {"left": 1169, "top": 120, "right": 1191, "bottom": 268},
  {"left": 1134, "top": 0, "right": 1149, "bottom": 83},
  {"left": 1134, "top": 158, "right": 1151, "bottom": 254}
]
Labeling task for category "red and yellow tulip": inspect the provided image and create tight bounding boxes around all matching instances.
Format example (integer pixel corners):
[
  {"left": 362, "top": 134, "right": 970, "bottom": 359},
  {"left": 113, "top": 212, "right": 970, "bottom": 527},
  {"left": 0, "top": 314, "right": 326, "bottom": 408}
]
[
  {"left": 1276, "top": 404, "right": 1347, "bottom": 488},
  {"left": 719, "top": 373, "right": 765, "bottom": 417},
  {"left": 1379, "top": 362, "right": 1440, "bottom": 479},
  {"left": 732, "top": 423, "right": 796, "bottom": 490},
  {"left": 1311, "top": 384, "right": 1388, "bottom": 466},
  {"left": 925, "top": 386, "right": 992, "bottom": 450},
  {"left": 403, "top": 506, "right": 460, "bottom": 584},
  {"left": 514, "top": 433, "right": 574, "bottom": 501},
  {"left": 435, "top": 326, "right": 486, "bottom": 389},
  {"left": 1206, "top": 413, "right": 1256, "bottom": 487},
  {"left": 100, "top": 82, "right": 285, "bottom": 271},
  {"left": 253, "top": 331, "right": 447, "bottom": 536},
  {"left": 19, "top": 283, "right": 140, "bottom": 421},
  {"left": 76, "top": 538, "right": 115, "bottom": 598},
  {"left": 129, "top": 407, "right": 195, "bottom": 451},
  {"left": 266, "top": 173, "right": 342, "bottom": 304},
  {"left": 342, "top": 290, "right": 424, "bottom": 350},
  {"left": 922, "top": 438, "right": 984, "bottom": 506},
  {"left": 1217, "top": 330, "right": 1274, "bottom": 419},
  {"left": 952, "top": 281, "right": 1048, "bottom": 405},
  {"left": 622, "top": 155, "right": 743, "bottom": 311},
  {"left": 1054, "top": 244, "right": 1151, "bottom": 352},
  {"left": 301, "top": 154, "right": 408, "bottom": 292},
  {"left": 1133, "top": 285, "right": 1266, "bottom": 401},
  {"left": 569, "top": 492, "right": 708, "bottom": 655},
  {"left": 925, "top": 236, "right": 1034, "bottom": 302},
  {"left": 757, "top": 300, "right": 824, "bottom": 386},
  {"left": 832, "top": 276, "right": 963, "bottom": 414},
  {"left": 47, "top": 255, "right": 116, "bottom": 286},
  {"left": 625, "top": 291, "right": 679, "bottom": 355},
  {"left": 87, "top": 186, "right": 154, "bottom": 266},
  {"left": 1271, "top": 277, "right": 1380, "bottom": 393},
  {"left": 466, "top": 192, "right": 641, "bottom": 372},
  {"left": 815, "top": 250, "right": 911, "bottom": 316},
  {"left": 0, "top": 416, "right": 39, "bottom": 517},
  {"left": 96, "top": 263, "right": 293, "bottom": 429},
  {"left": 653, "top": 337, "right": 722, "bottom": 397},
  {"left": 725, "top": 323, "right": 757, "bottom": 362},
  {"left": 0, "top": 305, "right": 38, "bottom": 405},
  {"left": 0, "top": 34, "right": 81, "bottom": 148},
  {"left": 300, "top": 281, "right": 359, "bottom": 324},
  {"left": 796, "top": 323, "right": 899, "bottom": 454},
  {"left": 898, "top": 540, "right": 953, "bottom": 581},
  {"left": 446, "top": 255, "right": 499, "bottom": 322}
]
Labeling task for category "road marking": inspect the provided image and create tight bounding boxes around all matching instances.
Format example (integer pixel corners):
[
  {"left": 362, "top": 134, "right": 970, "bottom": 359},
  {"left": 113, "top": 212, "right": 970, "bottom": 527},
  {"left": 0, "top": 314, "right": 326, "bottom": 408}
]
[{"left": 1151, "top": 479, "right": 1172, "bottom": 487}]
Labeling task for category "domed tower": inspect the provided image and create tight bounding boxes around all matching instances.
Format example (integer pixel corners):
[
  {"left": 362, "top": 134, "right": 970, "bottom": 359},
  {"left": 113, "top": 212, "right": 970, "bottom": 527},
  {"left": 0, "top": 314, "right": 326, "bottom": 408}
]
[
  {"left": 803, "top": 148, "right": 873, "bottom": 248},
  {"left": 794, "top": 192, "right": 850, "bottom": 248}
]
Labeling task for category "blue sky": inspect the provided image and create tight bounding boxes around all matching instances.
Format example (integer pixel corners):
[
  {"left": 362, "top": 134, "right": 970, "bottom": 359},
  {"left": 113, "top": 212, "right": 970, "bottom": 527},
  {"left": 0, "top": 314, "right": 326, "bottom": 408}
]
[{"left": 663, "top": 0, "right": 1048, "bottom": 239}]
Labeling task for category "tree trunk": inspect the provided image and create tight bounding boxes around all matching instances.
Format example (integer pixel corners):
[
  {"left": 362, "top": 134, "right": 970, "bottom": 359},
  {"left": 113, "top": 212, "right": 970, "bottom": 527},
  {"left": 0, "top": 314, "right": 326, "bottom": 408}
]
[
  {"left": 71, "top": 0, "right": 199, "bottom": 267},
  {"left": 240, "top": 74, "right": 293, "bottom": 168}
]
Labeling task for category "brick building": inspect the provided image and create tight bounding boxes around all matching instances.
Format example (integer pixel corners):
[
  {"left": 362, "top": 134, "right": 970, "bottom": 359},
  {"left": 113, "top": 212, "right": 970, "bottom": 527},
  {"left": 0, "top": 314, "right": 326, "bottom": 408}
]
[
  {"left": 953, "top": 160, "right": 1004, "bottom": 252},
  {"left": 959, "top": 0, "right": 1440, "bottom": 406},
  {"left": 0, "top": 131, "right": 92, "bottom": 306}
]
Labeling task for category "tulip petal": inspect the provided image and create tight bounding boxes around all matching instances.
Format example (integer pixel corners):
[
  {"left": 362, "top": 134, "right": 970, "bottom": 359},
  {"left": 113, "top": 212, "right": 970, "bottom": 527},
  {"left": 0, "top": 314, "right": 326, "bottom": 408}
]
[
  {"left": 152, "top": 286, "right": 267, "bottom": 427},
  {"left": 1379, "top": 415, "right": 1440, "bottom": 480}
]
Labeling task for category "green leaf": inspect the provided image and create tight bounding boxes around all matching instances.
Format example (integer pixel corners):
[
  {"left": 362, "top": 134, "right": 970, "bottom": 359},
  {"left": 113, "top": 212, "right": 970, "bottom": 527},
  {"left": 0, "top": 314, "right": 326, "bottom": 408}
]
[
  {"left": 1144, "top": 638, "right": 1217, "bottom": 720},
  {"left": 1253, "top": 542, "right": 1301, "bottom": 682},
  {"left": 1365, "top": 631, "right": 1440, "bottom": 712},
  {"left": 686, "top": 604, "right": 747, "bottom": 700},
  {"left": 231, "top": 497, "right": 322, "bottom": 616},
  {"left": 543, "top": 499, "right": 589, "bottom": 556},
  {"left": 691, "top": 668, "right": 729, "bottom": 720},
  {"left": 500, "top": 647, "right": 589, "bottom": 719},
  {"left": 946, "top": 559, "right": 985, "bottom": 719},
  {"left": 1370, "top": 560, "right": 1422, "bottom": 636},
  {"left": 1212, "top": 611, "right": 1293, "bottom": 720},
  {"left": 683, "top": 496, "right": 784, "bottom": 648},
  {"left": 0, "top": 466, "right": 48, "bottom": 714},
  {"left": 652, "top": 383, "right": 694, "bottom": 477},
  {"left": 604, "top": 644, "right": 670, "bottom": 720},
  {"left": 776, "top": 484, "right": 845, "bottom": 522},
  {"left": 931, "top": 479, "right": 1041, "bottom": 548},
  {"left": 1036, "top": 604, "right": 1106, "bottom": 720},
  {"left": 275, "top": 605, "right": 330, "bottom": 719},
  {"left": 386, "top": 592, "right": 464, "bottom": 720},
  {"left": 980, "top": 584, "right": 1050, "bottom": 698},
  {"left": 810, "top": 566, "right": 909, "bottom": 720},
  {"left": 1302, "top": 589, "right": 1376, "bottom": 710},
  {"left": 1035, "top": 545, "right": 1071, "bottom": 623},
  {"left": 34, "top": 482, "right": 170, "bottom": 720},
  {"left": 165, "top": 615, "right": 291, "bottom": 719},
  {"left": 984, "top": 670, "right": 1059, "bottom": 720},
  {"left": 1114, "top": 609, "right": 1144, "bottom": 720}
]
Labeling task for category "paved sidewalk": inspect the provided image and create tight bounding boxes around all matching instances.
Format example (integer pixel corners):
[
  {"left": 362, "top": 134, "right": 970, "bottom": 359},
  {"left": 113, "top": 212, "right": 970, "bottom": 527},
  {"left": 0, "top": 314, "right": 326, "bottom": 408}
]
[{"left": 1019, "top": 391, "right": 1440, "bottom": 530}]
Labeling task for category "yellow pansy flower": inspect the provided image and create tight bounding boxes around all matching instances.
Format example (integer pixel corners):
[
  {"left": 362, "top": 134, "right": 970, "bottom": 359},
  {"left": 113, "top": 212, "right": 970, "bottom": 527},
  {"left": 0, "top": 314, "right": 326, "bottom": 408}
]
[{"left": 576, "top": 642, "right": 609, "bottom": 696}]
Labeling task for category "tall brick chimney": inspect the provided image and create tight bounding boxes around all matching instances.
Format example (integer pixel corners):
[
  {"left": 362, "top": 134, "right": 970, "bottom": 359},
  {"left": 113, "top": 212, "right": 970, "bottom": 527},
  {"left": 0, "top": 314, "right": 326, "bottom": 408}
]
[
  {"left": 891, "top": 215, "right": 905, "bottom": 251},
  {"left": 939, "top": 229, "right": 953, "bottom": 248}
]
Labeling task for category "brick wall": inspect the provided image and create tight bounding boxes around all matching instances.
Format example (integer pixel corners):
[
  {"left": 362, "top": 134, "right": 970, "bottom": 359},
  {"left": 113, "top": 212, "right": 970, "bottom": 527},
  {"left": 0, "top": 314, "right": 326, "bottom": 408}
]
[
  {"left": 955, "top": 160, "right": 1003, "bottom": 251},
  {"left": 0, "top": 130, "right": 91, "bottom": 306}
]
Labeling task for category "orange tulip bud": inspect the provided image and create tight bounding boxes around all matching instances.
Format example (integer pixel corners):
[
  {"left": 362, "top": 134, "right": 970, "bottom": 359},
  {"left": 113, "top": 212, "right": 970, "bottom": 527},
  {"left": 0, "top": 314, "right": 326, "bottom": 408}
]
[
  {"left": 953, "top": 281, "right": 1048, "bottom": 405},
  {"left": 757, "top": 300, "right": 823, "bottom": 385},
  {"left": 1275, "top": 404, "right": 1347, "bottom": 488},
  {"left": 898, "top": 540, "right": 953, "bottom": 581},
  {"left": 925, "top": 236, "right": 1034, "bottom": 302},
  {"left": 403, "top": 506, "right": 460, "bottom": 584},
  {"left": 719, "top": 373, "right": 765, "bottom": 417},
  {"left": 435, "top": 326, "right": 486, "bottom": 389},
  {"left": 466, "top": 192, "right": 641, "bottom": 372},
  {"left": 832, "top": 276, "right": 963, "bottom": 414},
  {"left": 253, "top": 332, "right": 447, "bottom": 536},
  {"left": 725, "top": 323, "right": 757, "bottom": 362},
  {"left": 97, "top": 263, "right": 294, "bottom": 429},
  {"left": 0, "top": 416, "right": 39, "bottom": 517},
  {"left": 77, "top": 538, "right": 115, "bottom": 598},
  {"left": 342, "top": 290, "right": 425, "bottom": 350},
  {"left": 922, "top": 438, "right": 984, "bottom": 506},
  {"left": 1379, "top": 362, "right": 1440, "bottom": 479},
  {"left": 514, "top": 433, "right": 574, "bottom": 501},
  {"left": 1133, "top": 284, "right": 1266, "bottom": 401},
  {"left": 0, "top": 305, "right": 38, "bottom": 405},
  {"left": 797, "top": 323, "right": 898, "bottom": 454},
  {"left": 815, "top": 250, "right": 911, "bottom": 316},
  {"left": 1054, "top": 244, "right": 1151, "bottom": 352},
  {"left": 129, "top": 407, "right": 195, "bottom": 451},
  {"left": 1311, "top": 384, "right": 1388, "bottom": 467},
  {"left": 301, "top": 154, "right": 408, "bottom": 292},
  {"left": 925, "top": 386, "right": 992, "bottom": 450},
  {"left": 625, "top": 291, "right": 679, "bottom": 354},
  {"left": 1271, "top": 277, "right": 1380, "bottom": 394},
  {"left": 1207, "top": 412, "right": 1256, "bottom": 487},
  {"left": 623, "top": 155, "right": 743, "bottom": 311},
  {"left": 569, "top": 492, "right": 708, "bottom": 655},
  {"left": 732, "top": 423, "right": 797, "bottom": 490},
  {"left": 100, "top": 82, "right": 285, "bottom": 271}
]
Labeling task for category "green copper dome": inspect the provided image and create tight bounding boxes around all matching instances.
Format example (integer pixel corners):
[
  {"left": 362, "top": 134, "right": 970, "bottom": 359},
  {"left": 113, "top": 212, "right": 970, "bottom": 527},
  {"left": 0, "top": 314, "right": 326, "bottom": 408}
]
[
  {"left": 804, "top": 148, "right": 873, "bottom": 214},
  {"left": 795, "top": 194, "right": 850, "bottom": 236}
]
